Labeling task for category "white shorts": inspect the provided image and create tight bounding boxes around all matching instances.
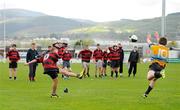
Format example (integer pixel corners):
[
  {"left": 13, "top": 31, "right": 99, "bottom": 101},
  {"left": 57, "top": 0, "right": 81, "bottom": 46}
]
[
  {"left": 96, "top": 60, "right": 103, "bottom": 68},
  {"left": 82, "top": 61, "right": 90, "bottom": 69}
]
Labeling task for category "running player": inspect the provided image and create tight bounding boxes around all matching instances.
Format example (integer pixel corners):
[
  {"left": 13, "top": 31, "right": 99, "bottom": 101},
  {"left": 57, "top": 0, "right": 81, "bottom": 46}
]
[
  {"left": 143, "top": 35, "right": 169, "bottom": 98},
  {"left": 93, "top": 44, "right": 103, "bottom": 78},
  {"left": 6, "top": 44, "right": 20, "bottom": 80},
  {"left": 78, "top": 45, "right": 92, "bottom": 78},
  {"left": 25, "top": 43, "right": 82, "bottom": 97}
]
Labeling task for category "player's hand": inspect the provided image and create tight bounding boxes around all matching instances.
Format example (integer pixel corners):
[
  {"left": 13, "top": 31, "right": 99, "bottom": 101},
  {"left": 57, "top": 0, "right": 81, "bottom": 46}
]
[
  {"left": 24, "top": 62, "right": 29, "bottom": 66},
  {"left": 146, "top": 33, "right": 152, "bottom": 44}
]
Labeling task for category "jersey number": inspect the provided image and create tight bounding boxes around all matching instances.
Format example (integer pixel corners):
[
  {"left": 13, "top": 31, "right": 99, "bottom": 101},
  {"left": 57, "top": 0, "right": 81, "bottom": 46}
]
[
  {"left": 43, "top": 54, "right": 49, "bottom": 61},
  {"left": 158, "top": 49, "right": 168, "bottom": 58}
]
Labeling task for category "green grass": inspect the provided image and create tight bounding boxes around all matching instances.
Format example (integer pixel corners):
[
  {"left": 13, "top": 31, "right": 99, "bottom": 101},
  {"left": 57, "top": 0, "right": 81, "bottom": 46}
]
[{"left": 0, "top": 63, "right": 180, "bottom": 110}]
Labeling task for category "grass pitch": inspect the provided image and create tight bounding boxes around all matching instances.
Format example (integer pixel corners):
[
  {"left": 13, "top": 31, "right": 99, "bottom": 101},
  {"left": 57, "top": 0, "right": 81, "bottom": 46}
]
[{"left": 0, "top": 63, "right": 180, "bottom": 110}]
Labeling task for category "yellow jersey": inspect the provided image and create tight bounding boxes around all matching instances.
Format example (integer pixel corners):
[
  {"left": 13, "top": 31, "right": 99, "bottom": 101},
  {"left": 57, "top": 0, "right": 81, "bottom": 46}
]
[{"left": 150, "top": 44, "right": 169, "bottom": 67}]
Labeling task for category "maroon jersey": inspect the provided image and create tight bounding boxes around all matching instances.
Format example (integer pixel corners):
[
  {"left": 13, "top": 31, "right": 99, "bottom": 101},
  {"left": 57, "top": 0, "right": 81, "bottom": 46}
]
[
  {"left": 93, "top": 49, "right": 103, "bottom": 60},
  {"left": 103, "top": 51, "right": 108, "bottom": 61},
  {"left": 108, "top": 49, "right": 120, "bottom": 61},
  {"left": 6, "top": 50, "right": 20, "bottom": 62},
  {"left": 36, "top": 52, "right": 60, "bottom": 70},
  {"left": 78, "top": 49, "right": 92, "bottom": 62},
  {"left": 62, "top": 51, "right": 72, "bottom": 61},
  {"left": 58, "top": 47, "right": 65, "bottom": 58}
]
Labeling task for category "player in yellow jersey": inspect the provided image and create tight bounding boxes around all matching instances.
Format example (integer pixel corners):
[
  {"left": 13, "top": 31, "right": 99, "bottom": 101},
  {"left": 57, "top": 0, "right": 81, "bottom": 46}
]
[{"left": 143, "top": 35, "right": 169, "bottom": 98}]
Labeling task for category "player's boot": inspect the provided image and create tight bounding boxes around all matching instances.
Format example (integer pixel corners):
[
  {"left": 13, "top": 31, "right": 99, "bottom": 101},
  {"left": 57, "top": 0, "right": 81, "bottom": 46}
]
[
  {"left": 77, "top": 70, "right": 84, "bottom": 79},
  {"left": 161, "top": 70, "right": 165, "bottom": 79},
  {"left": 142, "top": 94, "right": 148, "bottom": 98},
  {"left": 51, "top": 94, "right": 59, "bottom": 98}
]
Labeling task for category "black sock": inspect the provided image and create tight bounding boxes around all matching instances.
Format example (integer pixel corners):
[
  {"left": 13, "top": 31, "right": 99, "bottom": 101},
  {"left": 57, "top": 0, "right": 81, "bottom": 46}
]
[
  {"left": 145, "top": 86, "right": 153, "bottom": 95},
  {"left": 111, "top": 71, "right": 114, "bottom": 77},
  {"left": 9, "top": 77, "right": 12, "bottom": 79},
  {"left": 87, "top": 73, "right": 90, "bottom": 77},
  {"left": 115, "top": 71, "right": 118, "bottom": 78},
  {"left": 14, "top": 77, "right": 16, "bottom": 80}
]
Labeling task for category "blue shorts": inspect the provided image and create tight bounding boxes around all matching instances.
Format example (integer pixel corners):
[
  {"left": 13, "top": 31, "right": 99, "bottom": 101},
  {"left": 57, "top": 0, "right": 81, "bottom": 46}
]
[{"left": 63, "top": 61, "right": 70, "bottom": 68}]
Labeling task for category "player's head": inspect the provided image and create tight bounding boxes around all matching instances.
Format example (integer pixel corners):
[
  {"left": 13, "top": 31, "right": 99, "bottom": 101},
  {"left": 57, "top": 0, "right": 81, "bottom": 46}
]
[
  {"left": 104, "top": 48, "right": 108, "bottom": 51},
  {"left": 118, "top": 43, "right": 122, "bottom": 48},
  {"left": 159, "top": 37, "right": 167, "bottom": 46},
  {"left": 48, "top": 45, "right": 52, "bottom": 51},
  {"left": 97, "top": 43, "right": 100, "bottom": 49},
  {"left": 31, "top": 43, "right": 36, "bottom": 50},
  {"left": 113, "top": 45, "right": 117, "bottom": 50},
  {"left": 11, "top": 44, "right": 16, "bottom": 50},
  {"left": 84, "top": 45, "right": 89, "bottom": 49},
  {"left": 133, "top": 46, "right": 138, "bottom": 51},
  {"left": 52, "top": 43, "right": 59, "bottom": 52}
]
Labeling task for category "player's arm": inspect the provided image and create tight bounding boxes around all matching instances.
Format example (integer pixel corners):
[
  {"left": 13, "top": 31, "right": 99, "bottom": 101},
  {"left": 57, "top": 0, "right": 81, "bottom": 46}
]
[
  {"left": 24, "top": 59, "right": 37, "bottom": 65},
  {"left": 146, "top": 33, "right": 155, "bottom": 48},
  {"left": 170, "top": 47, "right": 180, "bottom": 51}
]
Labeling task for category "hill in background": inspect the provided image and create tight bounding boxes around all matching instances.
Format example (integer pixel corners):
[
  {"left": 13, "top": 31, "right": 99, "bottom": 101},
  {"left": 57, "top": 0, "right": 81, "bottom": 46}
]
[{"left": 0, "top": 9, "right": 180, "bottom": 42}]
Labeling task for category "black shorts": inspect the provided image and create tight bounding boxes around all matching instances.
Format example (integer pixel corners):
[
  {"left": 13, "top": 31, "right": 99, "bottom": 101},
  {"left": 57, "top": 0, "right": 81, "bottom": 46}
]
[
  {"left": 103, "top": 60, "right": 107, "bottom": 68},
  {"left": 44, "top": 69, "right": 59, "bottom": 79},
  {"left": 9, "top": 62, "right": 17, "bottom": 68},
  {"left": 111, "top": 60, "right": 119, "bottom": 68},
  {"left": 149, "top": 63, "right": 164, "bottom": 74}
]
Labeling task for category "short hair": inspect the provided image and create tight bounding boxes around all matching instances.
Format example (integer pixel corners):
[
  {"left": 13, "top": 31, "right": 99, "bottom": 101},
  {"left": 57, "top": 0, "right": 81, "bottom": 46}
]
[
  {"left": 31, "top": 43, "right": 36, "bottom": 45},
  {"left": 97, "top": 43, "right": 100, "bottom": 46},
  {"left": 48, "top": 45, "right": 52, "bottom": 48},
  {"left": 159, "top": 37, "right": 167, "bottom": 45},
  {"left": 11, "top": 44, "right": 16, "bottom": 47}
]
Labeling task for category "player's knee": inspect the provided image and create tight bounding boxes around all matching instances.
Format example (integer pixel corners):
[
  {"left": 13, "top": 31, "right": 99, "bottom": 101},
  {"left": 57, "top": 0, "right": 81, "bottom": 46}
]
[{"left": 154, "top": 72, "right": 162, "bottom": 79}]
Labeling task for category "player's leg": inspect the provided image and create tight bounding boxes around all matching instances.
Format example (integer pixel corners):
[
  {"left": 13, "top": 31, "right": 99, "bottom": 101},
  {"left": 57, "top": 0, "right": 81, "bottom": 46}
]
[
  {"left": 59, "top": 68, "right": 83, "bottom": 78},
  {"left": 119, "top": 61, "right": 123, "bottom": 77},
  {"left": 13, "top": 68, "right": 17, "bottom": 80},
  {"left": 133, "top": 62, "right": 137, "bottom": 77},
  {"left": 143, "top": 70, "right": 156, "bottom": 98},
  {"left": 94, "top": 60, "right": 98, "bottom": 77},
  {"left": 9, "top": 68, "right": 13, "bottom": 80},
  {"left": 32, "top": 63, "right": 37, "bottom": 81},
  {"left": 128, "top": 62, "right": 133, "bottom": 77},
  {"left": 29, "top": 63, "right": 33, "bottom": 81},
  {"left": 115, "top": 67, "right": 118, "bottom": 78},
  {"left": 86, "top": 63, "right": 90, "bottom": 77},
  {"left": 52, "top": 78, "right": 58, "bottom": 94}
]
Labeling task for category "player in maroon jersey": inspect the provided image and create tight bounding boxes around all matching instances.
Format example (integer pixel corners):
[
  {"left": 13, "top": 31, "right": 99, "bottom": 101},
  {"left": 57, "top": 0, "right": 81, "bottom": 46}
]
[
  {"left": 108, "top": 45, "right": 120, "bottom": 78},
  {"left": 93, "top": 44, "right": 103, "bottom": 78},
  {"left": 62, "top": 47, "right": 72, "bottom": 79},
  {"left": 6, "top": 44, "right": 20, "bottom": 80},
  {"left": 25, "top": 43, "right": 83, "bottom": 97},
  {"left": 78, "top": 45, "right": 92, "bottom": 78},
  {"left": 102, "top": 48, "right": 108, "bottom": 77}
]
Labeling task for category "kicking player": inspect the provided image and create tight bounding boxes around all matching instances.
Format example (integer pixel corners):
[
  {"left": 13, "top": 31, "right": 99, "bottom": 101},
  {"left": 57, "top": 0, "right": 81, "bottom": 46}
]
[
  {"left": 143, "top": 36, "right": 169, "bottom": 98},
  {"left": 6, "top": 44, "right": 20, "bottom": 80},
  {"left": 25, "top": 43, "right": 83, "bottom": 97},
  {"left": 78, "top": 45, "right": 92, "bottom": 78},
  {"left": 93, "top": 44, "right": 103, "bottom": 78}
]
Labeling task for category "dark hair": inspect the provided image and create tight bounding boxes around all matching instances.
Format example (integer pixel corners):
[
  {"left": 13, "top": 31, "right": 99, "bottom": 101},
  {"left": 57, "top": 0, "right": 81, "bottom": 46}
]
[
  {"left": 12, "top": 44, "right": 16, "bottom": 47},
  {"left": 48, "top": 45, "right": 52, "bottom": 48},
  {"left": 31, "top": 43, "right": 36, "bottom": 45},
  {"left": 97, "top": 43, "right": 100, "bottom": 46},
  {"left": 159, "top": 37, "right": 167, "bottom": 45}
]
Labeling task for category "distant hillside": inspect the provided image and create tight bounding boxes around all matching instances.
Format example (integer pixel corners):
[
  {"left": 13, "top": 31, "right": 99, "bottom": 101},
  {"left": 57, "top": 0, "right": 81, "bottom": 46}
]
[
  {"left": 0, "top": 9, "right": 95, "bottom": 37},
  {"left": 0, "top": 9, "right": 180, "bottom": 42}
]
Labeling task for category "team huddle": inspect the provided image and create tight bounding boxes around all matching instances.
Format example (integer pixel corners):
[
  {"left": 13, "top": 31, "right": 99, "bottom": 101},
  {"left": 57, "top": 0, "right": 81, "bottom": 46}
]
[{"left": 6, "top": 35, "right": 175, "bottom": 98}]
